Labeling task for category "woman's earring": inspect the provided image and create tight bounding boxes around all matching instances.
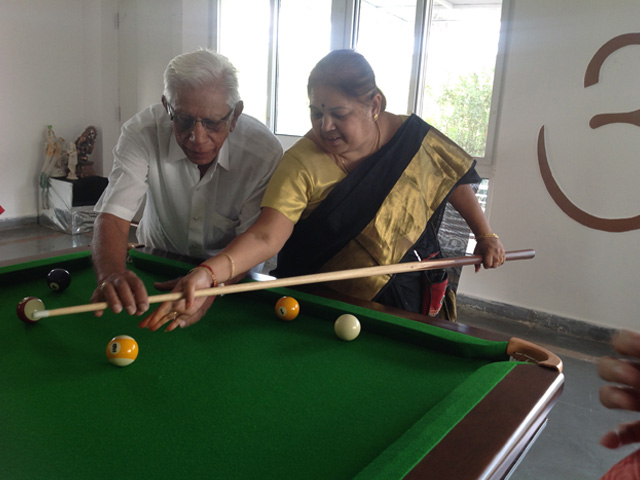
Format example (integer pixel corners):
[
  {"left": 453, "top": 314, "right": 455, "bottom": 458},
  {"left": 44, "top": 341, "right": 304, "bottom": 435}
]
[{"left": 373, "top": 113, "right": 379, "bottom": 121}]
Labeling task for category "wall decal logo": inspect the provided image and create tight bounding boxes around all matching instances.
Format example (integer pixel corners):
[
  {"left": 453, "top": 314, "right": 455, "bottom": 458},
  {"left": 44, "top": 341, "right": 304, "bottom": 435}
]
[{"left": 537, "top": 33, "right": 640, "bottom": 232}]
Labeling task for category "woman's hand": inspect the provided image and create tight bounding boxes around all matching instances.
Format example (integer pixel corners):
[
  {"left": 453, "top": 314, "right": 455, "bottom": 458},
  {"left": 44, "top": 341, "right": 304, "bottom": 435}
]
[
  {"left": 138, "top": 268, "right": 216, "bottom": 332},
  {"left": 599, "top": 330, "right": 640, "bottom": 448},
  {"left": 447, "top": 185, "right": 505, "bottom": 272},
  {"left": 473, "top": 236, "right": 506, "bottom": 272}
]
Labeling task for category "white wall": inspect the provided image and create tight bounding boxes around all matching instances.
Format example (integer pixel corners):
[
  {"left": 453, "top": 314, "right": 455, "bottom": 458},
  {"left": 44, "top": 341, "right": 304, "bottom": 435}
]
[
  {"left": 113, "top": 0, "right": 210, "bottom": 174},
  {"left": 0, "top": 0, "right": 119, "bottom": 219},
  {"left": 117, "top": 0, "right": 182, "bottom": 129},
  {"left": 0, "top": 0, "right": 208, "bottom": 214},
  {"left": 458, "top": 0, "right": 640, "bottom": 330},
  {"left": 1, "top": 0, "right": 639, "bottom": 331}
]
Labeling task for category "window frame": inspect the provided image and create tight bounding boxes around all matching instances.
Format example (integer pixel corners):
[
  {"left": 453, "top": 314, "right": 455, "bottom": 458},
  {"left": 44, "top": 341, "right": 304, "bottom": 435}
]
[{"left": 210, "top": 0, "right": 510, "bottom": 174}]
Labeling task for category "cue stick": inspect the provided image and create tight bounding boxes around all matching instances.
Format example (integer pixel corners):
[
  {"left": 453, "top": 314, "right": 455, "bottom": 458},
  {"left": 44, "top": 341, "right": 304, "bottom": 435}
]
[{"left": 31, "top": 249, "right": 534, "bottom": 320}]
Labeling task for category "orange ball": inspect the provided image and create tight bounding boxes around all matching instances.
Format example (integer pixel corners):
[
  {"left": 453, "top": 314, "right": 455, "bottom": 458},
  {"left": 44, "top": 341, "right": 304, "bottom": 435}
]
[
  {"left": 275, "top": 296, "right": 300, "bottom": 321},
  {"left": 106, "top": 335, "right": 139, "bottom": 367}
]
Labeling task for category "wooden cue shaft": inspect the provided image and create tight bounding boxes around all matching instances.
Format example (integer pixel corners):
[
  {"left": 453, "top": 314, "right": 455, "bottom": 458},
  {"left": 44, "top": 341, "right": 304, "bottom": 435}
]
[{"left": 31, "top": 249, "right": 534, "bottom": 320}]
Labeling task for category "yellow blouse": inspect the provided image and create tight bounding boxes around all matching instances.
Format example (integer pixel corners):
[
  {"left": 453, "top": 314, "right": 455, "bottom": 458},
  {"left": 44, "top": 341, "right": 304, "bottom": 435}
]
[
  {"left": 261, "top": 136, "right": 346, "bottom": 223},
  {"left": 261, "top": 117, "right": 474, "bottom": 300}
]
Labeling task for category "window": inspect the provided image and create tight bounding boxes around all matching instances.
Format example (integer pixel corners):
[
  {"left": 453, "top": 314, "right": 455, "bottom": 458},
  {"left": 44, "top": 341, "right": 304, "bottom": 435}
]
[
  {"left": 216, "top": 0, "right": 505, "bottom": 167},
  {"left": 356, "top": 1, "right": 419, "bottom": 116},
  {"left": 218, "top": 0, "right": 333, "bottom": 136},
  {"left": 218, "top": 0, "right": 272, "bottom": 124},
  {"left": 274, "top": 1, "right": 332, "bottom": 135},
  {"left": 418, "top": 3, "right": 503, "bottom": 159}
]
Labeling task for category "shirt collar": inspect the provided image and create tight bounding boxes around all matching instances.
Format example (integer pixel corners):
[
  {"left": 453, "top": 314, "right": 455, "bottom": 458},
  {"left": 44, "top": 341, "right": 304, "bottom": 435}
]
[{"left": 216, "top": 139, "right": 230, "bottom": 170}]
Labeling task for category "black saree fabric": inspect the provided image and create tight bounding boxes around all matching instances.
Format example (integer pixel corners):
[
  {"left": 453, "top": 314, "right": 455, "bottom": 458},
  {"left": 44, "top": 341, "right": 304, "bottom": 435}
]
[
  {"left": 273, "top": 114, "right": 430, "bottom": 278},
  {"left": 373, "top": 165, "right": 480, "bottom": 313}
]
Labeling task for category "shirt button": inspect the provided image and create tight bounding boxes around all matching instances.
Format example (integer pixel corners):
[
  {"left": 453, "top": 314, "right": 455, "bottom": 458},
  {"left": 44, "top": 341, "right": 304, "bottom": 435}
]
[{"left": 193, "top": 216, "right": 200, "bottom": 221}]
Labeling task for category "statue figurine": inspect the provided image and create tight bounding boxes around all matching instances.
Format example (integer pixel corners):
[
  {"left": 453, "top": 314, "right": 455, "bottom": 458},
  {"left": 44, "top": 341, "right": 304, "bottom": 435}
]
[
  {"left": 66, "top": 142, "right": 78, "bottom": 180},
  {"left": 41, "top": 125, "right": 67, "bottom": 178},
  {"left": 75, "top": 126, "right": 98, "bottom": 177},
  {"left": 42, "top": 126, "right": 56, "bottom": 172},
  {"left": 40, "top": 126, "right": 68, "bottom": 209}
]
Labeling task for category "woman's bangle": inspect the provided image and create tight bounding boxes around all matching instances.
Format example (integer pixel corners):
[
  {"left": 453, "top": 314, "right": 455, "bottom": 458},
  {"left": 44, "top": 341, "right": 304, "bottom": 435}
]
[
  {"left": 221, "top": 253, "right": 235, "bottom": 279},
  {"left": 476, "top": 233, "right": 500, "bottom": 240},
  {"left": 190, "top": 263, "right": 217, "bottom": 287}
]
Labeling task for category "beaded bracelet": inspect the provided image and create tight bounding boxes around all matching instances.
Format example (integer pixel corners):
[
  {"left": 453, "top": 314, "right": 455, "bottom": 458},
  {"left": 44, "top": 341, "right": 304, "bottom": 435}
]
[
  {"left": 476, "top": 233, "right": 500, "bottom": 240},
  {"left": 190, "top": 263, "right": 217, "bottom": 287},
  {"left": 221, "top": 253, "right": 236, "bottom": 279}
]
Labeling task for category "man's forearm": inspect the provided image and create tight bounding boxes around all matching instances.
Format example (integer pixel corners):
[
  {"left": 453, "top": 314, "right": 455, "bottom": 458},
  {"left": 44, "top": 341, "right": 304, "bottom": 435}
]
[{"left": 92, "top": 213, "right": 131, "bottom": 283}]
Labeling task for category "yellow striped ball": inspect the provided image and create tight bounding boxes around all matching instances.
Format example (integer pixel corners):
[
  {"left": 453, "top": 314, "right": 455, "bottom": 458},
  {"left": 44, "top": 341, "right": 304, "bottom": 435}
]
[{"left": 106, "top": 335, "right": 139, "bottom": 367}]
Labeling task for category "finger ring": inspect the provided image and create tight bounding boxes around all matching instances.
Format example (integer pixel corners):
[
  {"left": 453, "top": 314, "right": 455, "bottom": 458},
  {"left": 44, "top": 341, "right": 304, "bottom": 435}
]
[
  {"left": 165, "top": 311, "right": 179, "bottom": 321},
  {"left": 100, "top": 281, "right": 109, "bottom": 290}
]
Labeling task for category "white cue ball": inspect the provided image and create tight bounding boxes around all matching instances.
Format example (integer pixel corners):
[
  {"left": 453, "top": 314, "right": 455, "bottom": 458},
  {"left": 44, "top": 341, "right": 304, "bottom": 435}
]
[{"left": 334, "top": 314, "right": 361, "bottom": 341}]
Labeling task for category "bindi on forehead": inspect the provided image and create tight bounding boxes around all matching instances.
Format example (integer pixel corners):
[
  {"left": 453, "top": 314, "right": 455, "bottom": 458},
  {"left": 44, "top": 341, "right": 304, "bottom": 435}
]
[{"left": 311, "top": 103, "right": 348, "bottom": 113}]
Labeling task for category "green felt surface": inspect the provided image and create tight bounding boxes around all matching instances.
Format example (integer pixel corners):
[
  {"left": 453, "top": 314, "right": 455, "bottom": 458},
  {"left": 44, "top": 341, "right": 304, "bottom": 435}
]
[{"left": 0, "top": 250, "right": 517, "bottom": 480}]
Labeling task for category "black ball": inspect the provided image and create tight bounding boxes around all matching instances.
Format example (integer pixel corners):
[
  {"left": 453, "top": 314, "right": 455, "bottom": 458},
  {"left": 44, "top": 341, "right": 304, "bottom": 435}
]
[{"left": 47, "top": 268, "right": 71, "bottom": 292}]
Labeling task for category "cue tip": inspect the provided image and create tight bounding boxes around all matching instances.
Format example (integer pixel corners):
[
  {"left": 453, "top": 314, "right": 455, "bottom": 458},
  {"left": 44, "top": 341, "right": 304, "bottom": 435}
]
[{"left": 31, "top": 310, "right": 49, "bottom": 320}]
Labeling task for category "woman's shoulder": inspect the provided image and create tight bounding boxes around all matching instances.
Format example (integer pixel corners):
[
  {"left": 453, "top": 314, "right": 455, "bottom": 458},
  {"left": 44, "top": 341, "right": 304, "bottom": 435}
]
[
  {"left": 287, "top": 135, "right": 320, "bottom": 157},
  {"left": 278, "top": 134, "right": 344, "bottom": 187},
  {"left": 283, "top": 135, "right": 331, "bottom": 167}
]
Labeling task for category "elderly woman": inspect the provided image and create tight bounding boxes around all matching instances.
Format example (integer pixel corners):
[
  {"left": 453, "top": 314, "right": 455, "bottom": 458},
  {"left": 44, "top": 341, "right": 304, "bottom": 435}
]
[{"left": 140, "top": 49, "right": 505, "bottom": 332}]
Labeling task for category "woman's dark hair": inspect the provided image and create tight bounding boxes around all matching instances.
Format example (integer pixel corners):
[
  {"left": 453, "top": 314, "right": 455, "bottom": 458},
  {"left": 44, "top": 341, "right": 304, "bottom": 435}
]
[{"left": 308, "top": 50, "right": 387, "bottom": 111}]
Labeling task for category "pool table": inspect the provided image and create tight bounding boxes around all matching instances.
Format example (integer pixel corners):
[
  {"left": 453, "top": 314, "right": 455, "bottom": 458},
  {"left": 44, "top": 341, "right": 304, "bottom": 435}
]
[{"left": 0, "top": 247, "right": 564, "bottom": 480}]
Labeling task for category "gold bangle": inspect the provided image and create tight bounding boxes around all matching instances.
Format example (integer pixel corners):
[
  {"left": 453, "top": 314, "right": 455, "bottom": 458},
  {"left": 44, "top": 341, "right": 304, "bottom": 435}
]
[
  {"left": 476, "top": 233, "right": 499, "bottom": 240},
  {"left": 221, "top": 253, "right": 235, "bottom": 279},
  {"left": 190, "top": 264, "right": 217, "bottom": 287}
]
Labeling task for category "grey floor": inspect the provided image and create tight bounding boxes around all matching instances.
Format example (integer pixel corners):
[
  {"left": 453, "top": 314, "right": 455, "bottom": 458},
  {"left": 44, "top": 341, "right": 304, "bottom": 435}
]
[
  {"left": 1, "top": 222, "right": 636, "bottom": 480},
  {"left": 457, "top": 306, "right": 637, "bottom": 479}
]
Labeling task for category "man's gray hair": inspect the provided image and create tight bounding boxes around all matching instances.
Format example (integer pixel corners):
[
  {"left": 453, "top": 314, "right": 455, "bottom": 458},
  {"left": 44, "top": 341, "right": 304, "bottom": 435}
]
[{"left": 163, "top": 49, "right": 240, "bottom": 108}]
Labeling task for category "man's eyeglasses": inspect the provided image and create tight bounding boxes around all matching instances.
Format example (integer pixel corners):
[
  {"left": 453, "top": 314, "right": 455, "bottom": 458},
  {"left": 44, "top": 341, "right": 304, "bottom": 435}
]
[{"left": 167, "top": 103, "right": 235, "bottom": 134}]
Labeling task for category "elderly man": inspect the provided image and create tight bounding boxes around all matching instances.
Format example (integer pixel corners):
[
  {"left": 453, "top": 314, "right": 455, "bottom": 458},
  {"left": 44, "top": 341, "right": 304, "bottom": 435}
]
[{"left": 91, "top": 49, "right": 283, "bottom": 318}]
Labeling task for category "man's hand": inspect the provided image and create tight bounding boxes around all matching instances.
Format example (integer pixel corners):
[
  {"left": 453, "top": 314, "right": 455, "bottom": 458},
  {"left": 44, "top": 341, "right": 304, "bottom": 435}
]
[{"left": 91, "top": 270, "right": 149, "bottom": 316}]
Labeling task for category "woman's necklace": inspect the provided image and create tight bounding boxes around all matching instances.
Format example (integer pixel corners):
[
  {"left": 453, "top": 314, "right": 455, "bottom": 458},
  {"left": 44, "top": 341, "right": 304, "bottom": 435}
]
[
  {"left": 333, "top": 121, "right": 381, "bottom": 174},
  {"left": 335, "top": 155, "right": 350, "bottom": 173}
]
